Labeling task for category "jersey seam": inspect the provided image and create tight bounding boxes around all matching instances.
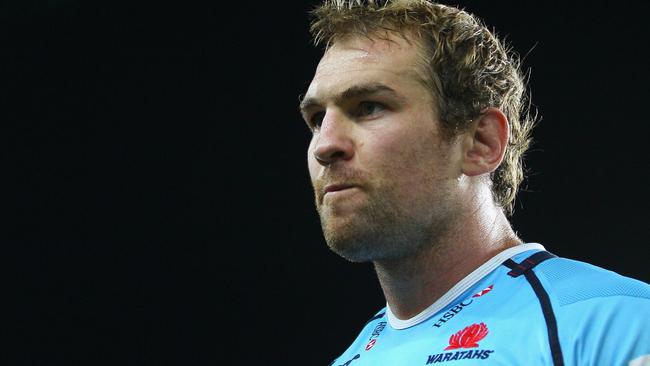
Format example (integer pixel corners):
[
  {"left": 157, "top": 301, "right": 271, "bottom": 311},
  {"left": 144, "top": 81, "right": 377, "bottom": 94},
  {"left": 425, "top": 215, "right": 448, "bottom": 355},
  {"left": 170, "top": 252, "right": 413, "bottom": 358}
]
[{"left": 558, "top": 293, "right": 650, "bottom": 307}]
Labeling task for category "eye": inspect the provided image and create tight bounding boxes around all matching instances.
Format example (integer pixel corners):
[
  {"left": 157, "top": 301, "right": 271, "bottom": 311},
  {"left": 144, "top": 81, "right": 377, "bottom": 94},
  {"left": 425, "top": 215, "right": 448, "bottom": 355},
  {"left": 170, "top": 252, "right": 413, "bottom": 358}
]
[
  {"left": 309, "top": 111, "right": 325, "bottom": 129},
  {"left": 357, "top": 102, "right": 385, "bottom": 118}
]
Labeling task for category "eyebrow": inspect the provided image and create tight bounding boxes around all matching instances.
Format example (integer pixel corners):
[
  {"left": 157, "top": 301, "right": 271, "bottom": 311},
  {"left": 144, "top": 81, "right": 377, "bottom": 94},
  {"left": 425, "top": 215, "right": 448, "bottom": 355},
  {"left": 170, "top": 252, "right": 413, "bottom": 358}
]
[{"left": 298, "top": 83, "right": 402, "bottom": 115}]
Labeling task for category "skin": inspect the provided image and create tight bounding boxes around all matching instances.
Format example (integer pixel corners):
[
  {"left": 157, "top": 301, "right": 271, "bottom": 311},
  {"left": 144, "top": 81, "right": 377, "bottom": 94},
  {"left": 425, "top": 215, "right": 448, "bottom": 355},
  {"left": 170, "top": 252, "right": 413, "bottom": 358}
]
[{"left": 300, "top": 33, "right": 521, "bottom": 320}]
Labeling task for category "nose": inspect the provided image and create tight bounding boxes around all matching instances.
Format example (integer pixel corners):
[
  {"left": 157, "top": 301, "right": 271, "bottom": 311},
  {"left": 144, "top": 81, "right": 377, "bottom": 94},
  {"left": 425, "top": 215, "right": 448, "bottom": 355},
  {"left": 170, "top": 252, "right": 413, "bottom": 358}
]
[{"left": 312, "top": 110, "right": 355, "bottom": 166}]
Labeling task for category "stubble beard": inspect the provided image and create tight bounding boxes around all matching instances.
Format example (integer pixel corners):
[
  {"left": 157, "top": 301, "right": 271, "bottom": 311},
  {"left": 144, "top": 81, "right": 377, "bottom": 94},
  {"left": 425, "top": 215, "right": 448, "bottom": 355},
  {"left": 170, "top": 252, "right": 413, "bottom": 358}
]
[{"left": 316, "top": 184, "right": 453, "bottom": 263}]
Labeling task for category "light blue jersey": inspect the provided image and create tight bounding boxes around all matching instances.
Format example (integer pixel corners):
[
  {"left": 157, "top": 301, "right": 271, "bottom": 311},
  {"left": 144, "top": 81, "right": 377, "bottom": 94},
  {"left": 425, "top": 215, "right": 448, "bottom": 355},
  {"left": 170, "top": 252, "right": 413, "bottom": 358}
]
[{"left": 329, "top": 243, "right": 650, "bottom": 366}]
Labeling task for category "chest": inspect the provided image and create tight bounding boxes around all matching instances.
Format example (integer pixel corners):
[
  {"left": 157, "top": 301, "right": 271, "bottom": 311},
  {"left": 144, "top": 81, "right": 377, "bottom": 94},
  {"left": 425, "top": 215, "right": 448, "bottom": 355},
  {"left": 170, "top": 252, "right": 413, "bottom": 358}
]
[{"left": 334, "top": 283, "right": 553, "bottom": 366}]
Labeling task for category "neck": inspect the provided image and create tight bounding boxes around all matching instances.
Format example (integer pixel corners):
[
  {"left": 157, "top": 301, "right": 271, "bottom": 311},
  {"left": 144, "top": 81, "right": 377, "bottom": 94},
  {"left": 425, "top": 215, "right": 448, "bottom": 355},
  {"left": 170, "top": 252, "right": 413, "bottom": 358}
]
[{"left": 373, "top": 196, "right": 520, "bottom": 320}]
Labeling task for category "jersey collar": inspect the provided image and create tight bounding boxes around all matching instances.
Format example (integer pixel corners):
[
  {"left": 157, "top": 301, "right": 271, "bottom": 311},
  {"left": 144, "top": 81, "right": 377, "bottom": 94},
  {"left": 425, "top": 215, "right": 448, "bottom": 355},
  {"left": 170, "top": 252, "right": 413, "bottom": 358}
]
[{"left": 386, "top": 242, "right": 546, "bottom": 329}]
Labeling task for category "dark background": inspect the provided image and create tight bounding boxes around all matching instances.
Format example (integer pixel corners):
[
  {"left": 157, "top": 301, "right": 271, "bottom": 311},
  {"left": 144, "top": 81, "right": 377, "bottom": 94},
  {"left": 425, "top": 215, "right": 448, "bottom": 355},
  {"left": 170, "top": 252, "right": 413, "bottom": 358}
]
[{"left": 3, "top": 0, "right": 649, "bottom": 364}]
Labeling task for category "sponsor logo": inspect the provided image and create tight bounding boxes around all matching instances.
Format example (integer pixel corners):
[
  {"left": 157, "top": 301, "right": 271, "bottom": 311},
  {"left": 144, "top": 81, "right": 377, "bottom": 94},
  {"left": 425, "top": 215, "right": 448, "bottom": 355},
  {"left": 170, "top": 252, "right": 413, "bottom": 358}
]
[
  {"left": 432, "top": 285, "right": 493, "bottom": 328},
  {"left": 364, "top": 321, "right": 386, "bottom": 351},
  {"left": 432, "top": 300, "right": 472, "bottom": 328},
  {"left": 365, "top": 339, "right": 376, "bottom": 351},
  {"left": 425, "top": 323, "right": 493, "bottom": 364},
  {"left": 425, "top": 350, "right": 494, "bottom": 364},
  {"left": 445, "top": 322, "right": 489, "bottom": 350},
  {"left": 472, "top": 285, "right": 493, "bottom": 298},
  {"left": 370, "top": 321, "right": 387, "bottom": 338}
]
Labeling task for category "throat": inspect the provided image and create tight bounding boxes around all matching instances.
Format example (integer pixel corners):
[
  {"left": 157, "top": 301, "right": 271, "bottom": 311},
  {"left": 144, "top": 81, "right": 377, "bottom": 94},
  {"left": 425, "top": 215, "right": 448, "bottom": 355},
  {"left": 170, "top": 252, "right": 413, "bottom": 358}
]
[
  {"left": 374, "top": 235, "right": 520, "bottom": 321},
  {"left": 373, "top": 244, "right": 455, "bottom": 320}
]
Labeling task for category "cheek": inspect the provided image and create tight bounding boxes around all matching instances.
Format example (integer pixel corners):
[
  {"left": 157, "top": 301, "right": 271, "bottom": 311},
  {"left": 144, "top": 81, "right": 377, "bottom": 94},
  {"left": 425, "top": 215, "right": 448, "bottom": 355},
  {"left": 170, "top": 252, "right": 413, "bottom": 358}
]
[
  {"left": 372, "top": 126, "right": 436, "bottom": 173},
  {"left": 371, "top": 129, "right": 451, "bottom": 206}
]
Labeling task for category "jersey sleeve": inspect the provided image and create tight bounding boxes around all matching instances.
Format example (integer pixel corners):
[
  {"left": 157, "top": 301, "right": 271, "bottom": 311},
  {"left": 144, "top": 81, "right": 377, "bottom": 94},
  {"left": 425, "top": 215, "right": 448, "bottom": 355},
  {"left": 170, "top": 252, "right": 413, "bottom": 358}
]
[
  {"left": 536, "top": 258, "right": 650, "bottom": 366},
  {"left": 561, "top": 293, "right": 650, "bottom": 365}
]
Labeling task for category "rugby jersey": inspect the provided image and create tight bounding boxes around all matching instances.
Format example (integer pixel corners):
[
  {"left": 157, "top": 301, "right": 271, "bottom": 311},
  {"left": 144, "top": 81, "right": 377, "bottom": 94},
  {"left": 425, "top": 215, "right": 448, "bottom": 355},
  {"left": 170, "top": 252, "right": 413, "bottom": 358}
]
[{"left": 329, "top": 243, "right": 650, "bottom": 366}]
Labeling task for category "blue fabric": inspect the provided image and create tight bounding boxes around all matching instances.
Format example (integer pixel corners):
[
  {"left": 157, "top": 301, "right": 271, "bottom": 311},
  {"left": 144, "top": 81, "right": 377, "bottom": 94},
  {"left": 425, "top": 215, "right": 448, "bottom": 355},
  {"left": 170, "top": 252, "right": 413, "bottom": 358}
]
[{"left": 329, "top": 249, "right": 650, "bottom": 366}]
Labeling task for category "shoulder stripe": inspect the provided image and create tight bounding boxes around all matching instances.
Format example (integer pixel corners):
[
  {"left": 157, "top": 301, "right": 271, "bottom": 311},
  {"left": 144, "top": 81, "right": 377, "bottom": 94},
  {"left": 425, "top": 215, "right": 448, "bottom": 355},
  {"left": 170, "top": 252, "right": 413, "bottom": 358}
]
[
  {"left": 505, "top": 251, "right": 557, "bottom": 278},
  {"left": 364, "top": 312, "right": 386, "bottom": 326},
  {"left": 504, "top": 252, "right": 565, "bottom": 366}
]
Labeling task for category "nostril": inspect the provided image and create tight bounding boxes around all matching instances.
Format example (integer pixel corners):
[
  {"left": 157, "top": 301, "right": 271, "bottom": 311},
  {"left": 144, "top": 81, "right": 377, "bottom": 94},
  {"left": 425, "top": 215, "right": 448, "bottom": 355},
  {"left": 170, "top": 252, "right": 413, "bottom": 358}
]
[
  {"left": 315, "top": 149, "right": 350, "bottom": 165},
  {"left": 312, "top": 128, "right": 354, "bottom": 165},
  {"left": 330, "top": 150, "right": 347, "bottom": 160},
  {"left": 315, "top": 155, "right": 328, "bottom": 164}
]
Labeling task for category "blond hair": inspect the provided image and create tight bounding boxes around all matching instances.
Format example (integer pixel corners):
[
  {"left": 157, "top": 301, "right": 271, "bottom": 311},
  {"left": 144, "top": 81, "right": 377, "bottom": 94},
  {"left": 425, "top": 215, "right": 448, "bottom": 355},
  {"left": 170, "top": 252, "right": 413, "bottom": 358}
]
[{"left": 309, "top": 0, "right": 536, "bottom": 215}]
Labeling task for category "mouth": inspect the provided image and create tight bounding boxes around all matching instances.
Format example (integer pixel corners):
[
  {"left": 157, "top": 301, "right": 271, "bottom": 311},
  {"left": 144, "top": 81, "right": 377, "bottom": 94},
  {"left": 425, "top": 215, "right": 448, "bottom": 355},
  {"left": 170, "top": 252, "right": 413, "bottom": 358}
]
[
  {"left": 321, "top": 184, "right": 358, "bottom": 203},
  {"left": 324, "top": 184, "right": 356, "bottom": 194}
]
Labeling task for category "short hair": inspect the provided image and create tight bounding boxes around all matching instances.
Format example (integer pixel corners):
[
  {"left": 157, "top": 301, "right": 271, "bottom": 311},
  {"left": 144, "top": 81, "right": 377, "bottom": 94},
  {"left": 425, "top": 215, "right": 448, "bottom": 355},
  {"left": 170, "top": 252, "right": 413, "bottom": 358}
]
[{"left": 309, "top": 0, "right": 536, "bottom": 216}]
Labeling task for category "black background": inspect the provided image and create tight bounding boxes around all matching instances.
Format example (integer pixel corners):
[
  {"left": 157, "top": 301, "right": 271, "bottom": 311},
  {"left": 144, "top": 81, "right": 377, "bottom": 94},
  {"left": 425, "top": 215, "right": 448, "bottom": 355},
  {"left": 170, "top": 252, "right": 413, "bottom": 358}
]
[{"left": 3, "top": 0, "right": 649, "bottom": 364}]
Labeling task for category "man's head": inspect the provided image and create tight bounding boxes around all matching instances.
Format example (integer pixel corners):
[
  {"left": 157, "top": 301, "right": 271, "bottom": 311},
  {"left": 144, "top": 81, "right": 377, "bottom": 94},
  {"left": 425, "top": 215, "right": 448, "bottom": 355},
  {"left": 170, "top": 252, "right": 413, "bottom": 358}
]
[
  {"left": 309, "top": 0, "right": 535, "bottom": 215},
  {"left": 300, "top": 0, "right": 534, "bottom": 262}
]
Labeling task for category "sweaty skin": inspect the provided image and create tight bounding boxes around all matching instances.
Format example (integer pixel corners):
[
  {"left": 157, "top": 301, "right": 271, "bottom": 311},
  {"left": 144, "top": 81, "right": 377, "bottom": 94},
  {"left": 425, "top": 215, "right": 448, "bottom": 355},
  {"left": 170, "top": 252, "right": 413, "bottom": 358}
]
[{"left": 303, "top": 33, "right": 520, "bottom": 319}]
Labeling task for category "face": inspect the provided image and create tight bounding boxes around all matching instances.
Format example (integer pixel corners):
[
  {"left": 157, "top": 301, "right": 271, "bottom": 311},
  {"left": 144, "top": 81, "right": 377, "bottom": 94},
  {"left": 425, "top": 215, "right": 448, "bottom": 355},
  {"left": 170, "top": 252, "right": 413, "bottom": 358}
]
[{"left": 300, "top": 34, "right": 464, "bottom": 262}]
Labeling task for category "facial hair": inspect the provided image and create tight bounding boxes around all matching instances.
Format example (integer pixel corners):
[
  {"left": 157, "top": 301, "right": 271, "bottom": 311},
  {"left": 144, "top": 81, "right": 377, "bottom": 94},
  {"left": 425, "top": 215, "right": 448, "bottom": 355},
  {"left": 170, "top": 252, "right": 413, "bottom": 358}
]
[{"left": 314, "top": 168, "right": 454, "bottom": 263}]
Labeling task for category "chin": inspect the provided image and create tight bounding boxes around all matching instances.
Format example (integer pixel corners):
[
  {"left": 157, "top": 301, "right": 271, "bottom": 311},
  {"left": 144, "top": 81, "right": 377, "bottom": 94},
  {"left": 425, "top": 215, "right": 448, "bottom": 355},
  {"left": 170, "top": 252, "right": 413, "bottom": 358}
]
[
  {"left": 322, "top": 221, "right": 376, "bottom": 262},
  {"left": 318, "top": 199, "right": 437, "bottom": 262},
  {"left": 326, "top": 240, "right": 376, "bottom": 263},
  {"left": 323, "top": 228, "right": 407, "bottom": 263}
]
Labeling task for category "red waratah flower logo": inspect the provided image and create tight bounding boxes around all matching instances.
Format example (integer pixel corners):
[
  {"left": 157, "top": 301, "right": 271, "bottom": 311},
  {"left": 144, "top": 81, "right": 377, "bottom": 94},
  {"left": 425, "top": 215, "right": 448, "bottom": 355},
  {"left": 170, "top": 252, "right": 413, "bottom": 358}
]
[{"left": 444, "top": 323, "right": 489, "bottom": 350}]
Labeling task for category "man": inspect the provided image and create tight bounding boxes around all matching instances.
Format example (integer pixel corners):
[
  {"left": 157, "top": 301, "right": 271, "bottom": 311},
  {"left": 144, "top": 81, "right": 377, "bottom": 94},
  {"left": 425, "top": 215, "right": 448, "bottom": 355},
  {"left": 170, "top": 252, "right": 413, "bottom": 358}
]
[{"left": 298, "top": 1, "right": 650, "bottom": 365}]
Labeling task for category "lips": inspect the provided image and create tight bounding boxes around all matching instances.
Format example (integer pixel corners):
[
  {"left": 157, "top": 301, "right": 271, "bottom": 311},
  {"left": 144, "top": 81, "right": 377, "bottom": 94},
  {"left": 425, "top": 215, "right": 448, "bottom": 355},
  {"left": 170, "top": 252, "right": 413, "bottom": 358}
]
[
  {"left": 324, "top": 184, "right": 355, "bottom": 193},
  {"left": 320, "top": 184, "right": 358, "bottom": 203}
]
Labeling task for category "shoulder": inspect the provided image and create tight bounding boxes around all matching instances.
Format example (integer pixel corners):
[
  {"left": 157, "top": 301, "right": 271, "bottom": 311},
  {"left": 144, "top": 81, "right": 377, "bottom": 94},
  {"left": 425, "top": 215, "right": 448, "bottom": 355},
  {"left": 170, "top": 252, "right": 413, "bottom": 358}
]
[
  {"left": 327, "top": 307, "right": 388, "bottom": 366},
  {"left": 534, "top": 256, "right": 650, "bottom": 365},
  {"left": 534, "top": 256, "right": 650, "bottom": 306},
  {"left": 364, "top": 308, "right": 387, "bottom": 325}
]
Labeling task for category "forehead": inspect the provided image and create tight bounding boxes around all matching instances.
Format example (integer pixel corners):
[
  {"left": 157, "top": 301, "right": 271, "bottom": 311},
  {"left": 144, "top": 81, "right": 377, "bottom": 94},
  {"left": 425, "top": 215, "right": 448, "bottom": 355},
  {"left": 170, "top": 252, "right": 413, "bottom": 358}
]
[{"left": 305, "top": 33, "right": 428, "bottom": 101}]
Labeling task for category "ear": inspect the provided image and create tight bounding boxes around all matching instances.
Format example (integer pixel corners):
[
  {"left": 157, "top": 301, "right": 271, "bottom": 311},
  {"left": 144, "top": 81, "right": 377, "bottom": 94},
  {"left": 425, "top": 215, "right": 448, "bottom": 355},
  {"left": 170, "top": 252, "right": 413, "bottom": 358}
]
[{"left": 461, "top": 107, "right": 509, "bottom": 177}]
